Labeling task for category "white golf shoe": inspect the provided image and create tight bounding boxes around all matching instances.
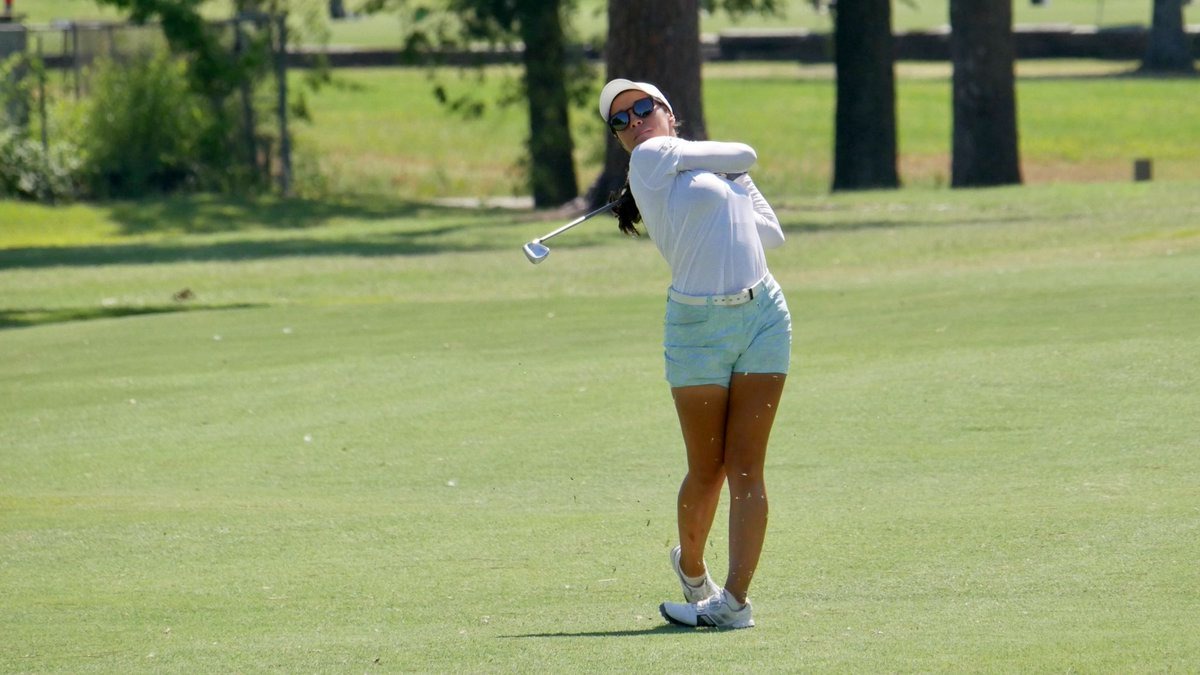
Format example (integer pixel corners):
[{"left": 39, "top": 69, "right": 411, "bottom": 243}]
[
  {"left": 660, "top": 588, "right": 755, "bottom": 629},
  {"left": 670, "top": 545, "right": 721, "bottom": 603}
]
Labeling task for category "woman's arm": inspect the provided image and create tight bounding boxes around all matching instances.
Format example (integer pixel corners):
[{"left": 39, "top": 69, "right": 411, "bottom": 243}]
[
  {"left": 631, "top": 137, "right": 757, "bottom": 185},
  {"left": 736, "top": 174, "right": 785, "bottom": 249},
  {"left": 673, "top": 140, "right": 758, "bottom": 175}
]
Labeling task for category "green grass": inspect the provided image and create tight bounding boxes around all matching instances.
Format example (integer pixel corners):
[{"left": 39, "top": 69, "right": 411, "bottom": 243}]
[
  {"left": 6, "top": 7, "right": 1199, "bottom": 671},
  {"left": 2, "top": 180, "right": 1199, "bottom": 671}
]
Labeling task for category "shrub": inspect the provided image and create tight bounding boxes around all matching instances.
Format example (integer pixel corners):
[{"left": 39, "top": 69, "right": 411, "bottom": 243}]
[
  {"left": 0, "top": 129, "right": 82, "bottom": 202},
  {"left": 75, "top": 52, "right": 208, "bottom": 197}
]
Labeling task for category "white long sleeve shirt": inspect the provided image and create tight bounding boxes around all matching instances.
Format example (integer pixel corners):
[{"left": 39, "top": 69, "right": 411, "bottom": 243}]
[{"left": 628, "top": 136, "right": 784, "bottom": 296}]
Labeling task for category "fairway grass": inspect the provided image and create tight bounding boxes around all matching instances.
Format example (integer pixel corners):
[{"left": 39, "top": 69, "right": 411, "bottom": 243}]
[{"left": 2, "top": 181, "right": 1199, "bottom": 671}]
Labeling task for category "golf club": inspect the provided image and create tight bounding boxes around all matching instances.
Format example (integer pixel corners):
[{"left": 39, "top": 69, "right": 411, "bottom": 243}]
[{"left": 523, "top": 201, "right": 617, "bottom": 264}]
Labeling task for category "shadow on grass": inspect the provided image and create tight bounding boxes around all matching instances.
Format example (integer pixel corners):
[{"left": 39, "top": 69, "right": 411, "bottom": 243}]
[
  {"left": 0, "top": 303, "right": 263, "bottom": 331},
  {"left": 1019, "top": 68, "right": 1200, "bottom": 82},
  {"left": 780, "top": 213, "right": 1034, "bottom": 235},
  {"left": 499, "top": 624, "right": 697, "bottom": 639},
  {"left": 0, "top": 231, "right": 491, "bottom": 269},
  {"left": 103, "top": 194, "right": 434, "bottom": 236},
  {"left": 3, "top": 194, "right": 1036, "bottom": 270},
  {"left": 0, "top": 215, "right": 1022, "bottom": 270},
  {"left": 0, "top": 195, "right": 545, "bottom": 269}
]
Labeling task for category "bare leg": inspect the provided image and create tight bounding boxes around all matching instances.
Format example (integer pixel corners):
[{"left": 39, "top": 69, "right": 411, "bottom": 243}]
[
  {"left": 723, "top": 372, "right": 786, "bottom": 604},
  {"left": 671, "top": 384, "right": 729, "bottom": 578}
]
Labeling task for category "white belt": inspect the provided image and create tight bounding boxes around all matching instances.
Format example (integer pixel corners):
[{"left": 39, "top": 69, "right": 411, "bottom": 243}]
[{"left": 668, "top": 276, "right": 770, "bottom": 307}]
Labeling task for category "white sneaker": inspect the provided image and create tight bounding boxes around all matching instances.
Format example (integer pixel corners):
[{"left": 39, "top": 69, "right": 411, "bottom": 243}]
[
  {"left": 660, "top": 589, "right": 755, "bottom": 629},
  {"left": 670, "top": 545, "right": 720, "bottom": 603}
]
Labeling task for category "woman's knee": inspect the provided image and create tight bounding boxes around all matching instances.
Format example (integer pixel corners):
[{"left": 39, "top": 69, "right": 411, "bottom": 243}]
[
  {"left": 724, "top": 454, "right": 765, "bottom": 490},
  {"left": 685, "top": 464, "right": 726, "bottom": 490}
]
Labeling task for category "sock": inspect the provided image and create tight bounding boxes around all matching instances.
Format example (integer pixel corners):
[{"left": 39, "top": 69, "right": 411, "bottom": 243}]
[
  {"left": 682, "top": 569, "right": 708, "bottom": 587},
  {"left": 725, "top": 591, "right": 747, "bottom": 611}
]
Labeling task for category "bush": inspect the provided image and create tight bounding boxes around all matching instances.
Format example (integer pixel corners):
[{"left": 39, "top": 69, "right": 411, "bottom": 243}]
[
  {"left": 3, "top": 36, "right": 296, "bottom": 202},
  {"left": 1, "top": 53, "right": 34, "bottom": 129},
  {"left": 0, "top": 129, "right": 82, "bottom": 202},
  {"left": 75, "top": 52, "right": 209, "bottom": 197}
]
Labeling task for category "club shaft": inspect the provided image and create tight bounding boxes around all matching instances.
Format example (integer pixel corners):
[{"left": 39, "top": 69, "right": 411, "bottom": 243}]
[{"left": 534, "top": 201, "right": 616, "bottom": 244}]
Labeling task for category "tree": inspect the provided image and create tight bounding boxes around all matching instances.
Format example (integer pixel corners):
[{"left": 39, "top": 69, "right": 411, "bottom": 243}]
[
  {"left": 1141, "top": 0, "right": 1196, "bottom": 74},
  {"left": 831, "top": 0, "right": 899, "bottom": 191},
  {"left": 96, "top": 0, "right": 257, "bottom": 104},
  {"left": 949, "top": 0, "right": 1021, "bottom": 188},
  {"left": 390, "top": 0, "right": 583, "bottom": 207},
  {"left": 93, "top": 0, "right": 289, "bottom": 193},
  {"left": 385, "top": 0, "right": 779, "bottom": 208},
  {"left": 516, "top": 0, "right": 579, "bottom": 206},
  {"left": 592, "top": 0, "right": 704, "bottom": 205},
  {"left": 591, "top": 0, "right": 782, "bottom": 206}
]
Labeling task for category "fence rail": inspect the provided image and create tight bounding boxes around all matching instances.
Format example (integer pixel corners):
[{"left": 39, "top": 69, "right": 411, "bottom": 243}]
[{"left": 2, "top": 21, "right": 164, "bottom": 64}]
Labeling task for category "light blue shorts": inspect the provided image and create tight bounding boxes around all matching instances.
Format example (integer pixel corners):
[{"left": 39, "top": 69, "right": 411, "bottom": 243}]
[{"left": 663, "top": 274, "right": 792, "bottom": 388}]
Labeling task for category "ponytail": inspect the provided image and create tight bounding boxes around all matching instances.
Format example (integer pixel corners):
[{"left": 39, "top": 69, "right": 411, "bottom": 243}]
[{"left": 610, "top": 178, "right": 642, "bottom": 237}]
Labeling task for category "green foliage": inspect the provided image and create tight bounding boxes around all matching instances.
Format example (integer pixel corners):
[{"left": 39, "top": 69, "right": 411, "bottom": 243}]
[
  {"left": 373, "top": 0, "right": 773, "bottom": 125},
  {"left": 0, "top": 129, "right": 82, "bottom": 201},
  {"left": 86, "top": 0, "right": 303, "bottom": 196},
  {"left": 74, "top": 53, "right": 208, "bottom": 196},
  {"left": 702, "top": 0, "right": 785, "bottom": 16},
  {"left": 451, "top": 0, "right": 525, "bottom": 42},
  {"left": 0, "top": 55, "right": 80, "bottom": 202},
  {"left": 357, "top": 1, "right": 592, "bottom": 119},
  {"left": 1, "top": 53, "right": 34, "bottom": 128},
  {"left": 17, "top": 0, "right": 1179, "bottom": 33},
  {"left": 95, "top": 0, "right": 244, "bottom": 101}
]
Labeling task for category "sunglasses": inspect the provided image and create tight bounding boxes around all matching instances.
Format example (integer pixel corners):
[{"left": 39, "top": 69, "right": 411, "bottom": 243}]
[{"left": 608, "top": 96, "right": 657, "bottom": 132}]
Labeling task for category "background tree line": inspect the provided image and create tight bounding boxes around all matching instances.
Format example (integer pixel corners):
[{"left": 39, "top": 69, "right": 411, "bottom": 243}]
[
  {"left": 1, "top": 0, "right": 1194, "bottom": 204},
  {"left": 388, "top": 0, "right": 1193, "bottom": 207}
]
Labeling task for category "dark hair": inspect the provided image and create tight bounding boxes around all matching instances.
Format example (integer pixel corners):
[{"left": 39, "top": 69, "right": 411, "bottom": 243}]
[
  {"left": 609, "top": 178, "right": 642, "bottom": 237},
  {"left": 607, "top": 113, "right": 684, "bottom": 238}
]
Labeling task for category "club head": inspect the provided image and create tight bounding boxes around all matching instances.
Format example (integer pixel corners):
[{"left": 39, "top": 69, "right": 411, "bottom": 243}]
[{"left": 523, "top": 241, "right": 550, "bottom": 264}]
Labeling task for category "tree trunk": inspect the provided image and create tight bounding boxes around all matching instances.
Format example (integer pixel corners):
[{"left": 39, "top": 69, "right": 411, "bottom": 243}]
[
  {"left": 1141, "top": 0, "right": 1196, "bottom": 74},
  {"left": 590, "top": 0, "right": 704, "bottom": 207},
  {"left": 518, "top": 0, "right": 579, "bottom": 207},
  {"left": 832, "top": 0, "right": 899, "bottom": 191},
  {"left": 950, "top": 0, "right": 1022, "bottom": 188}
]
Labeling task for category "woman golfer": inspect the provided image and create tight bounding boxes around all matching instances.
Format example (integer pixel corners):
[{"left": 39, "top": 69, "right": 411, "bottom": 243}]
[{"left": 599, "top": 79, "right": 790, "bottom": 629}]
